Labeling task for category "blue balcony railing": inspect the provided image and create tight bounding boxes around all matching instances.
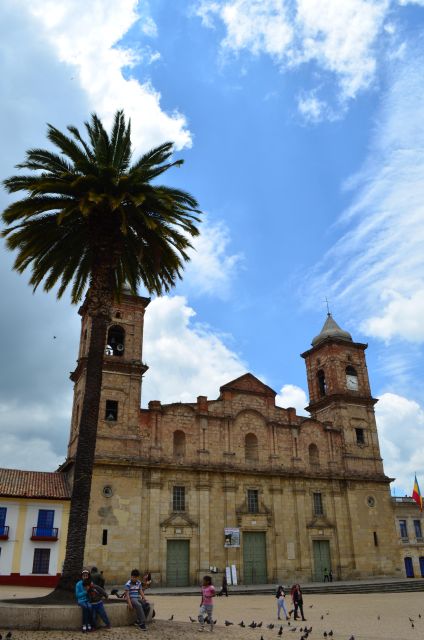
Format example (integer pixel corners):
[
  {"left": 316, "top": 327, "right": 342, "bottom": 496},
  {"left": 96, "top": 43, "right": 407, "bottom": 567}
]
[
  {"left": 0, "top": 525, "right": 9, "bottom": 539},
  {"left": 31, "top": 527, "right": 58, "bottom": 540}
]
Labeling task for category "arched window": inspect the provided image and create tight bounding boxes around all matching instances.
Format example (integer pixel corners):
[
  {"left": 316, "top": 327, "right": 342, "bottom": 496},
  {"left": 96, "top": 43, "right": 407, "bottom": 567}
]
[
  {"left": 346, "top": 365, "right": 358, "bottom": 391},
  {"left": 317, "top": 369, "right": 327, "bottom": 396},
  {"left": 245, "top": 433, "right": 258, "bottom": 462},
  {"left": 309, "top": 443, "right": 320, "bottom": 467},
  {"left": 106, "top": 325, "right": 125, "bottom": 357},
  {"left": 173, "top": 430, "right": 186, "bottom": 457}
]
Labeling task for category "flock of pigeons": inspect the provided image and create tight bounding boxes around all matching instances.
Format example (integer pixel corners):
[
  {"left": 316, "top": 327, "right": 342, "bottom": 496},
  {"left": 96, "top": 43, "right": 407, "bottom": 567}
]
[{"left": 162, "top": 608, "right": 424, "bottom": 640}]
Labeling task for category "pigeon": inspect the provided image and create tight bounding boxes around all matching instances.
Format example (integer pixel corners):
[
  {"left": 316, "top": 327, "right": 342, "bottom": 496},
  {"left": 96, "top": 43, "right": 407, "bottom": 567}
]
[
  {"left": 278, "top": 625, "right": 283, "bottom": 636},
  {"left": 321, "top": 615, "right": 324, "bottom": 620},
  {"left": 189, "top": 616, "right": 196, "bottom": 623},
  {"left": 328, "top": 632, "right": 333, "bottom": 637},
  {"left": 411, "top": 623, "right": 415, "bottom": 629},
  {"left": 409, "top": 618, "right": 414, "bottom": 622},
  {"left": 239, "top": 621, "right": 245, "bottom": 627},
  {"left": 225, "top": 620, "right": 234, "bottom": 626},
  {"left": 168, "top": 615, "right": 174, "bottom": 621},
  {"left": 377, "top": 616, "right": 380, "bottom": 620},
  {"left": 324, "top": 633, "right": 327, "bottom": 638},
  {"left": 261, "top": 636, "right": 264, "bottom": 640},
  {"left": 419, "top": 614, "right": 422, "bottom": 619},
  {"left": 267, "top": 624, "right": 275, "bottom": 629},
  {"left": 5, "top": 634, "right": 11, "bottom": 640},
  {"left": 348, "top": 636, "right": 355, "bottom": 640},
  {"left": 249, "top": 621, "right": 257, "bottom": 628},
  {"left": 290, "top": 627, "right": 297, "bottom": 632},
  {"left": 257, "top": 622, "right": 263, "bottom": 628}
]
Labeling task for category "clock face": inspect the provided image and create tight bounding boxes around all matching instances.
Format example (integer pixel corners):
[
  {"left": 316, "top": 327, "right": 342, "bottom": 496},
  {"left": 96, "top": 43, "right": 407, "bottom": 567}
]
[{"left": 346, "top": 374, "right": 358, "bottom": 391}]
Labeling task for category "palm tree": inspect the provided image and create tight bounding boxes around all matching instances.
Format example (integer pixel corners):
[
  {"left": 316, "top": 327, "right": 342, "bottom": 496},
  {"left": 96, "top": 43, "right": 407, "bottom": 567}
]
[{"left": 2, "top": 110, "right": 201, "bottom": 596}]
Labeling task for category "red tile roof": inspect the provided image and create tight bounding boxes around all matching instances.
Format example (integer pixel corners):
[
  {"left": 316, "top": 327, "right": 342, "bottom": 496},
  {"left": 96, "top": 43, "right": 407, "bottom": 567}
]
[{"left": 0, "top": 468, "right": 71, "bottom": 499}]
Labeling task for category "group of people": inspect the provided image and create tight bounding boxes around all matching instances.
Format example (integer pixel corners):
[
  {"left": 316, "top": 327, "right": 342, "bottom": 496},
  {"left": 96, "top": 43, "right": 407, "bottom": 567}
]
[
  {"left": 275, "top": 584, "right": 306, "bottom": 622},
  {"left": 75, "top": 567, "right": 152, "bottom": 633},
  {"left": 75, "top": 567, "right": 111, "bottom": 632}
]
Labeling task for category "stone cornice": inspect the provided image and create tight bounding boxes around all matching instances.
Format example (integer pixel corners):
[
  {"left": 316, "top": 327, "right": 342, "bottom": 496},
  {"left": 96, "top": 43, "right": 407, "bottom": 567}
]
[
  {"left": 306, "top": 393, "right": 378, "bottom": 412},
  {"left": 70, "top": 356, "right": 148, "bottom": 382},
  {"left": 63, "top": 456, "right": 393, "bottom": 485},
  {"left": 301, "top": 338, "right": 368, "bottom": 358}
]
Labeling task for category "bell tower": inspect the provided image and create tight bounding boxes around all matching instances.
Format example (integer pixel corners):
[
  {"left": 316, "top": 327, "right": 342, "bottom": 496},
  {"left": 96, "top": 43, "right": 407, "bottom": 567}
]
[
  {"left": 67, "top": 290, "right": 150, "bottom": 461},
  {"left": 301, "top": 314, "right": 384, "bottom": 476}
]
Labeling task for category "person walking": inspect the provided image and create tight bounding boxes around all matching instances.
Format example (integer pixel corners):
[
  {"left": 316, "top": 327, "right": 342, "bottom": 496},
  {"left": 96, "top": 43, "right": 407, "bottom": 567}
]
[
  {"left": 219, "top": 575, "right": 229, "bottom": 597},
  {"left": 198, "top": 575, "right": 216, "bottom": 632},
  {"left": 275, "top": 585, "right": 289, "bottom": 620},
  {"left": 293, "top": 584, "right": 306, "bottom": 621}
]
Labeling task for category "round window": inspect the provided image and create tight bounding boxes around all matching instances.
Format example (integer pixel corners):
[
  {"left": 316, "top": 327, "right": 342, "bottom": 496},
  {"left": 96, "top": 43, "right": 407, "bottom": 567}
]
[
  {"left": 367, "top": 496, "right": 376, "bottom": 507},
  {"left": 102, "top": 485, "right": 113, "bottom": 498}
]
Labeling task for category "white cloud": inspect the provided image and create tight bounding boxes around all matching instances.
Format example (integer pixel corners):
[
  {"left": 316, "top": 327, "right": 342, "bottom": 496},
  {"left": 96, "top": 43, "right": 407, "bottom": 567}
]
[
  {"left": 276, "top": 384, "right": 308, "bottom": 414},
  {"left": 0, "top": 400, "right": 70, "bottom": 471},
  {"left": 22, "top": 0, "right": 191, "bottom": 151},
  {"left": 196, "top": 0, "right": 393, "bottom": 114},
  {"left": 297, "top": 91, "right": 331, "bottom": 123},
  {"left": 365, "top": 290, "right": 424, "bottom": 341},
  {"left": 305, "top": 47, "right": 424, "bottom": 345},
  {"left": 142, "top": 296, "right": 246, "bottom": 404},
  {"left": 295, "top": 0, "right": 389, "bottom": 101},
  {"left": 376, "top": 392, "right": 424, "bottom": 492},
  {"left": 183, "top": 218, "right": 243, "bottom": 298},
  {"left": 0, "top": 435, "right": 63, "bottom": 472}
]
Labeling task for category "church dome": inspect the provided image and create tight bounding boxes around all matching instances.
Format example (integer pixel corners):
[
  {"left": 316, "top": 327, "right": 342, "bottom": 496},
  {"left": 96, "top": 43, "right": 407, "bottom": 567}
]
[{"left": 311, "top": 313, "right": 352, "bottom": 347}]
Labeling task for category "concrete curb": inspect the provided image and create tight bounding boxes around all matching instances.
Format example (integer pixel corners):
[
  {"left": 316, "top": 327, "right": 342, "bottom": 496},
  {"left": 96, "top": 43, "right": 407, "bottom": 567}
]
[{"left": 0, "top": 600, "right": 154, "bottom": 630}]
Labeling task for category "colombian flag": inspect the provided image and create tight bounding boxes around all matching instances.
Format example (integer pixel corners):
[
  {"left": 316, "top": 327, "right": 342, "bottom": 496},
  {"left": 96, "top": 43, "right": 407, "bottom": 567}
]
[{"left": 412, "top": 475, "right": 423, "bottom": 511}]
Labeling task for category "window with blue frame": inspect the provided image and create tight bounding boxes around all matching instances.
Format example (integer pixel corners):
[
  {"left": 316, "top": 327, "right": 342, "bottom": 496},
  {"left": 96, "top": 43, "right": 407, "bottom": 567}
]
[
  {"left": 35, "top": 509, "right": 55, "bottom": 536},
  {"left": 0, "top": 507, "right": 6, "bottom": 536},
  {"left": 414, "top": 519, "right": 423, "bottom": 539}
]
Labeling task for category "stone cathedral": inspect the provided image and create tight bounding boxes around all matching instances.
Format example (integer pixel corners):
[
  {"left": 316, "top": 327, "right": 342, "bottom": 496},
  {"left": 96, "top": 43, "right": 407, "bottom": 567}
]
[{"left": 63, "top": 291, "right": 403, "bottom": 586}]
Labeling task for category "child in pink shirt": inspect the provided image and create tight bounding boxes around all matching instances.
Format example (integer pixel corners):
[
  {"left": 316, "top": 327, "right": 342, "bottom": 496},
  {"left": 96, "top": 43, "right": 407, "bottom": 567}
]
[{"left": 198, "top": 575, "right": 216, "bottom": 632}]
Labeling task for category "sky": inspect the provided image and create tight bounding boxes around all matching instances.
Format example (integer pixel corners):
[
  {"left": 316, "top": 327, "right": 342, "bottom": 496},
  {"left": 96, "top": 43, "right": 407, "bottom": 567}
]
[{"left": 1, "top": 0, "right": 424, "bottom": 494}]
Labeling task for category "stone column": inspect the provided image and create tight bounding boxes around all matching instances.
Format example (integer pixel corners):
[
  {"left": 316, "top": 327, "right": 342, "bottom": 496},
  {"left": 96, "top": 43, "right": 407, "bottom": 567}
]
[{"left": 197, "top": 474, "right": 211, "bottom": 581}]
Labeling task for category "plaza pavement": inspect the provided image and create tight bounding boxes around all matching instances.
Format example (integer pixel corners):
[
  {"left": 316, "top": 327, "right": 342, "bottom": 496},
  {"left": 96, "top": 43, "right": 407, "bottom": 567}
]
[{"left": 1, "top": 586, "right": 424, "bottom": 639}]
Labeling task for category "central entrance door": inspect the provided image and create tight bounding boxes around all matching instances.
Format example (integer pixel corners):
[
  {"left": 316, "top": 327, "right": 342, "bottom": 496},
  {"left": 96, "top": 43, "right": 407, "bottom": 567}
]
[
  {"left": 166, "top": 539, "right": 190, "bottom": 586},
  {"left": 404, "top": 556, "right": 414, "bottom": 578},
  {"left": 243, "top": 531, "right": 267, "bottom": 584},
  {"left": 313, "top": 540, "right": 331, "bottom": 581}
]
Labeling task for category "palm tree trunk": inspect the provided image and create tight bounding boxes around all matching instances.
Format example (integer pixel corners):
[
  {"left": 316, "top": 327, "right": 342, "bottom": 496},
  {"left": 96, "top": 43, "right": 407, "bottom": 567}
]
[
  {"left": 55, "top": 312, "right": 108, "bottom": 593},
  {"left": 50, "top": 264, "right": 115, "bottom": 598}
]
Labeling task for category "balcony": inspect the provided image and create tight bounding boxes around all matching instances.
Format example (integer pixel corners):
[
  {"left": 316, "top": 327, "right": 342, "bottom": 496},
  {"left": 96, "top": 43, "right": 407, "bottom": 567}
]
[
  {"left": 0, "top": 525, "right": 9, "bottom": 540},
  {"left": 31, "top": 527, "right": 58, "bottom": 541}
]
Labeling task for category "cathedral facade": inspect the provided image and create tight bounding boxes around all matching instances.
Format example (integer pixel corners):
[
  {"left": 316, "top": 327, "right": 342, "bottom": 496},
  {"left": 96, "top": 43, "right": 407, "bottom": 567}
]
[{"left": 64, "top": 292, "right": 403, "bottom": 586}]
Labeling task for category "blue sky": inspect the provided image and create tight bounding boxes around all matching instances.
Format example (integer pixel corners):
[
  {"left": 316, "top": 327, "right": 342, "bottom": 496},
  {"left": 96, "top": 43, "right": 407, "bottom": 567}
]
[{"left": 1, "top": 0, "right": 424, "bottom": 494}]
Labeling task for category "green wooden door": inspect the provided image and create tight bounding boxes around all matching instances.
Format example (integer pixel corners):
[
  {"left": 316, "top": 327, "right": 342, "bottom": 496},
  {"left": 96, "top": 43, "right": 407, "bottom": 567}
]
[
  {"left": 313, "top": 540, "right": 331, "bottom": 581},
  {"left": 166, "top": 540, "right": 190, "bottom": 586},
  {"left": 243, "top": 531, "right": 267, "bottom": 584}
]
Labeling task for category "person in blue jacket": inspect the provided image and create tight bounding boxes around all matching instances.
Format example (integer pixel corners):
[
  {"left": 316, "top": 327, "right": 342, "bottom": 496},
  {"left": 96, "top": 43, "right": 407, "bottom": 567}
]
[{"left": 75, "top": 568, "right": 93, "bottom": 632}]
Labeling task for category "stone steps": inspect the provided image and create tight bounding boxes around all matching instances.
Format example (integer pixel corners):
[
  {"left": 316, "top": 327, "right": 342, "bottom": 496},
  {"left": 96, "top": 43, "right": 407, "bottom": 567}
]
[{"left": 148, "top": 579, "right": 424, "bottom": 597}]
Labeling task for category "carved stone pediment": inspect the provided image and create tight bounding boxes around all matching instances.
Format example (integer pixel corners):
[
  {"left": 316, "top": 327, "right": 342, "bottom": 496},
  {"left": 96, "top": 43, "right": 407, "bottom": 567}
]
[
  {"left": 236, "top": 498, "right": 273, "bottom": 526},
  {"left": 160, "top": 512, "right": 198, "bottom": 528},
  {"left": 220, "top": 373, "right": 276, "bottom": 398},
  {"left": 306, "top": 515, "right": 335, "bottom": 529}
]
